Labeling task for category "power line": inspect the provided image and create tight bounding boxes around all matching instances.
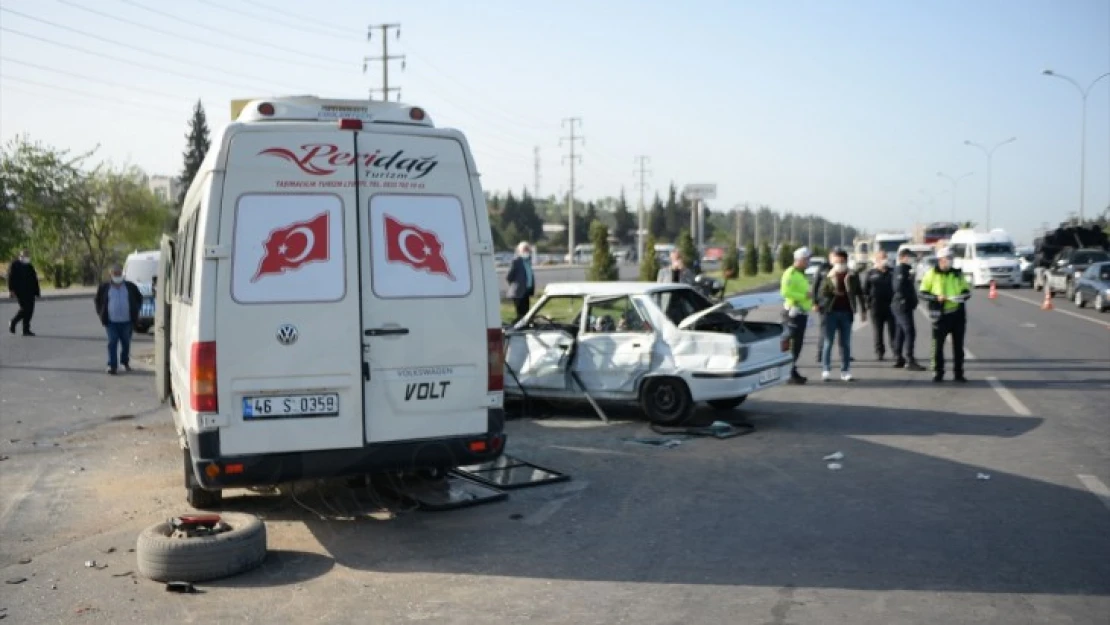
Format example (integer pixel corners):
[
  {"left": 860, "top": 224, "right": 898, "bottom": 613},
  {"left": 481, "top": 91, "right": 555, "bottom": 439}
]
[
  {"left": 55, "top": 0, "right": 345, "bottom": 73},
  {"left": 193, "top": 0, "right": 353, "bottom": 40},
  {"left": 0, "top": 9, "right": 285, "bottom": 93},
  {"left": 0, "top": 56, "right": 181, "bottom": 100},
  {"left": 0, "top": 74, "right": 181, "bottom": 121},
  {"left": 239, "top": 0, "right": 359, "bottom": 37},
  {"left": 0, "top": 27, "right": 271, "bottom": 92},
  {"left": 363, "top": 24, "right": 405, "bottom": 101},
  {"left": 116, "top": 0, "right": 350, "bottom": 65},
  {"left": 560, "top": 117, "right": 583, "bottom": 261}
]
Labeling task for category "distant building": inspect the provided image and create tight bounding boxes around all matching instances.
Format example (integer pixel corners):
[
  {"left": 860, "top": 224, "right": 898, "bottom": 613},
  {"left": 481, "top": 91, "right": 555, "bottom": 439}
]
[{"left": 146, "top": 175, "right": 182, "bottom": 204}]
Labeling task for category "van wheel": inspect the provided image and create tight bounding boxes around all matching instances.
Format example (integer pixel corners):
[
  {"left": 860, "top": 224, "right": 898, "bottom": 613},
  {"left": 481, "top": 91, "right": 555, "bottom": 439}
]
[
  {"left": 707, "top": 396, "right": 747, "bottom": 411},
  {"left": 184, "top": 448, "right": 223, "bottom": 510},
  {"left": 136, "top": 512, "right": 267, "bottom": 582},
  {"left": 640, "top": 377, "right": 693, "bottom": 425}
]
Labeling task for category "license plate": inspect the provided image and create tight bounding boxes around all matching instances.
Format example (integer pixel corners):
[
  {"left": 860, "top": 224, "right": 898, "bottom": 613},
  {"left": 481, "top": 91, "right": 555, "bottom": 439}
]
[
  {"left": 242, "top": 394, "right": 339, "bottom": 419},
  {"left": 758, "top": 368, "right": 781, "bottom": 384}
]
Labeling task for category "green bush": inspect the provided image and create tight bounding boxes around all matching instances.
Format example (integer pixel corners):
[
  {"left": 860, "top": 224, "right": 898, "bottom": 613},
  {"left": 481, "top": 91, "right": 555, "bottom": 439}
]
[
  {"left": 759, "top": 241, "right": 774, "bottom": 274},
  {"left": 676, "top": 229, "right": 697, "bottom": 268},
  {"left": 743, "top": 242, "right": 758, "bottom": 277},
  {"left": 778, "top": 241, "right": 794, "bottom": 272},
  {"left": 639, "top": 232, "right": 660, "bottom": 281},
  {"left": 586, "top": 220, "right": 619, "bottom": 281},
  {"left": 722, "top": 243, "right": 740, "bottom": 279}
]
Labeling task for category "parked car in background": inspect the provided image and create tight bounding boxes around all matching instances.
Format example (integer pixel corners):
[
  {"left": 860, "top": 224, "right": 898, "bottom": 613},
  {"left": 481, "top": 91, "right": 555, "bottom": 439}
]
[
  {"left": 805, "top": 258, "right": 828, "bottom": 282},
  {"left": 1040, "top": 248, "right": 1110, "bottom": 299},
  {"left": 1018, "top": 251, "right": 1035, "bottom": 284},
  {"left": 1072, "top": 261, "right": 1110, "bottom": 312}
]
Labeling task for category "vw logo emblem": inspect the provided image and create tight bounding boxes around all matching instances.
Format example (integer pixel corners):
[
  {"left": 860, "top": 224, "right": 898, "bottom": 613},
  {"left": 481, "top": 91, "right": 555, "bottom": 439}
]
[{"left": 276, "top": 324, "right": 299, "bottom": 346}]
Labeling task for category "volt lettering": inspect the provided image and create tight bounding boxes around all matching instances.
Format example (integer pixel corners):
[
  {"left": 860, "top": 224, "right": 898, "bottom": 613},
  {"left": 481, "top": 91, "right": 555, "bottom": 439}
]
[{"left": 404, "top": 381, "right": 450, "bottom": 401}]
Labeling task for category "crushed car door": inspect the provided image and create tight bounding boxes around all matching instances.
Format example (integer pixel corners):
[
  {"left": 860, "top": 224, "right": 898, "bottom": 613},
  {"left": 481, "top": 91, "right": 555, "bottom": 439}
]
[
  {"left": 574, "top": 295, "right": 654, "bottom": 393},
  {"left": 504, "top": 295, "right": 582, "bottom": 391}
]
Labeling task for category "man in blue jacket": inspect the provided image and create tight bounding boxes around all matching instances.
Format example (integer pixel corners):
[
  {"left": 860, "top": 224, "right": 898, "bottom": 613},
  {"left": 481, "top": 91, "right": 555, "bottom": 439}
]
[{"left": 94, "top": 264, "right": 142, "bottom": 375}]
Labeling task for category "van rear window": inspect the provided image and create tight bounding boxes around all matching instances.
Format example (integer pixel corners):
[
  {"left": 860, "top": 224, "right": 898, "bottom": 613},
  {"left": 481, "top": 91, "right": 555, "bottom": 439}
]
[
  {"left": 368, "top": 194, "right": 472, "bottom": 299},
  {"left": 231, "top": 194, "right": 346, "bottom": 304}
]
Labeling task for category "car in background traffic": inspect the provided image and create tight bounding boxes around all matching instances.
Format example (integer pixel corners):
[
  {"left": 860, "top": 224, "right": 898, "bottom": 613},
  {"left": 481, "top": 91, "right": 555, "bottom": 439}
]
[
  {"left": 805, "top": 258, "right": 828, "bottom": 282},
  {"left": 1072, "top": 261, "right": 1110, "bottom": 312},
  {"left": 1018, "top": 252, "right": 1035, "bottom": 284},
  {"left": 122, "top": 250, "right": 159, "bottom": 333},
  {"left": 914, "top": 255, "right": 938, "bottom": 289}
]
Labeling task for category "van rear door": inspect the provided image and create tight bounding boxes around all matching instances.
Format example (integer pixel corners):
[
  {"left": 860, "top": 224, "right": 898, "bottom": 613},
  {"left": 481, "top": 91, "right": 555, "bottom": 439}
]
[
  {"left": 215, "top": 128, "right": 365, "bottom": 456},
  {"left": 355, "top": 130, "right": 493, "bottom": 443}
]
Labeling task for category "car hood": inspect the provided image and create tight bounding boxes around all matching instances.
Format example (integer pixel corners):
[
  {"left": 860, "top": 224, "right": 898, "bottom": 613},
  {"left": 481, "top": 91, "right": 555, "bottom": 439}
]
[{"left": 678, "top": 291, "right": 784, "bottom": 330}]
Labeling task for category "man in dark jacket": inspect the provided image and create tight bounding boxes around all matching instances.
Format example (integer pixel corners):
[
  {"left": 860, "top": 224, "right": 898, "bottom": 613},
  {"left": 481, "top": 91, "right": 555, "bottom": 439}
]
[
  {"left": 94, "top": 264, "right": 143, "bottom": 375},
  {"left": 505, "top": 241, "right": 535, "bottom": 324},
  {"left": 7, "top": 249, "right": 41, "bottom": 336},
  {"left": 891, "top": 249, "right": 925, "bottom": 370},
  {"left": 862, "top": 251, "right": 896, "bottom": 360}
]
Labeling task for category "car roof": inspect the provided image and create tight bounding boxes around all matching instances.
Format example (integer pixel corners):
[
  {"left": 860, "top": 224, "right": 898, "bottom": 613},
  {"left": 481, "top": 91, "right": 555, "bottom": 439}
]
[{"left": 542, "top": 282, "right": 693, "bottom": 297}]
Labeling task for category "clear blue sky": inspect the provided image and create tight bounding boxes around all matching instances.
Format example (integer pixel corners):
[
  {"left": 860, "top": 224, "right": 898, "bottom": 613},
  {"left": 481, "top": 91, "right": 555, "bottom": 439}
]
[{"left": 1, "top": 0, "right": 1107, "bottom": 244}]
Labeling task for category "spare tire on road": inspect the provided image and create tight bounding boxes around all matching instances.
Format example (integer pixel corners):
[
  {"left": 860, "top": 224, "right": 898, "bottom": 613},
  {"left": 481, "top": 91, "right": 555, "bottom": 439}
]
[{"left": 136, "top": 512, "right": 267, "bottom": 582}]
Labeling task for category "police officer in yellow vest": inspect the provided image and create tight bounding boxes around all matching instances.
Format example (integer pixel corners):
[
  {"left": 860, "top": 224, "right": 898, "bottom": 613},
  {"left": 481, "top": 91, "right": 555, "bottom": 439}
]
[
  {"left": 918, "top": 246, "right": 971, "bottom": 383},
  {"left": 780, "top": 246, "right": 813, "bottom": 384}
]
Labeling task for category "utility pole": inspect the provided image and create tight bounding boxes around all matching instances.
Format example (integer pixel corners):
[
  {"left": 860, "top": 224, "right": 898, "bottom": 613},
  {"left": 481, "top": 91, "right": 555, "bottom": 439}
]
[
  {"left": 823, "top": 221, "right": 828, "bottom": 249},
  {"left": 363, "top": 24, "right": 405, "bottom": 101},
  {"left": 753, "top": 204, "right": 759, "bottom": 249},
  {"left": 840, "top": 224, "right": 845, "bottom": 248},
  {"left": 789, "top": 213, "right": 797, "bottom": 244},
  {"left": 533, "top": 147, "right": 541, "bottom": 199},
  {"left": 808, "top": 218, "right": 814, "bottom": 248},
  {"left": 560, "top": 118, "right": 583, "bottom": 263},
  {"left": 734, "top": 208, "right": 742, "bottom": 249},
  {"left": 634, "top": 156, "right": 651, "bottom": 263},
  {"left": 771, "top": 209, "right": 778, "bottom": 248}
]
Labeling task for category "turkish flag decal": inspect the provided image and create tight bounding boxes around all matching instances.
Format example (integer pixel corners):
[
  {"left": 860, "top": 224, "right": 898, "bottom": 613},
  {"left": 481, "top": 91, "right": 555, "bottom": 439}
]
[
  {"left": 252, "top": 212, "right": 330, "bottom": 282},
  {"left": 383, "top": 214, "right": 455, "bottom": 280}
]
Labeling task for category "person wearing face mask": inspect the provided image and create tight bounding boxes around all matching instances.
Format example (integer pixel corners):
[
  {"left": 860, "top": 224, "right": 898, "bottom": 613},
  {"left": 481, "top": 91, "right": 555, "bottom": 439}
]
[
  {"left": 506, "top": 241, "right": 536, "bottom": 324},
  {"left": 891, "top": 249, "right": 925, "bottom": 371},
  {"left": 657, "top": 249, "right": 696, "bottom": 285},
  {"left": 817, "top": 249, "right": 867, "bottom": 381},
  {"left": 94, "top": 264, "right": 143, "bottom": 375},
  {"left": 810, "top": 250, "right": 836, "bottom": 364},
  {"left": 863, "top": 250, "right": 896, "bottom": 361},
  {"left": 779, "top": 246, "right": 813, "bottom": 384},
  {"left": 919, "top": 247, "right": 971, "bottom": 383},
  {"left": 7, "top": 249, "right": 41, "bottom": 336}
]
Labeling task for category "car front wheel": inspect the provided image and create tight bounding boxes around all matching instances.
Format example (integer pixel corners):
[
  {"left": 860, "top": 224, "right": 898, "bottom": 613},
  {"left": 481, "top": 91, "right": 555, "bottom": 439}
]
[
  {"left": 640, "top": 377, "right": 693, "bottom": 425},
  {"left": 1096, "top": 293, "right": 1106, "bottom": 312},
  {"left": 1075, "top": 291, "right": 1085, "bottom": 308}
]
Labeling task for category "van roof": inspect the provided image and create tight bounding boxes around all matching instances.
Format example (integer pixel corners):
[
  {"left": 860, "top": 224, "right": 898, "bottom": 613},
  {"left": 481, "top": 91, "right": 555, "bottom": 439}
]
[
  {"left": 951, "top": 228, "right": 1013, "bottom": 243},
  {"left": 234, "top": 96, "right": 434, "bottom": 127}
]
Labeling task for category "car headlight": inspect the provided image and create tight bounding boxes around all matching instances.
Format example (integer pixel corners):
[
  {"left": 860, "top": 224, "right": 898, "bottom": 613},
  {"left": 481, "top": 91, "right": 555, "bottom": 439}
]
[{"left": 1075, "top": 271, "right": 1083, "bottom": 278}]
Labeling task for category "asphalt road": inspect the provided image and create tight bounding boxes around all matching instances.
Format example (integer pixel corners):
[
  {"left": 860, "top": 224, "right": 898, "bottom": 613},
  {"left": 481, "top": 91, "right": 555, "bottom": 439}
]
[{"left": 1, "top": 287, "right": 1108, "bottom": 625}]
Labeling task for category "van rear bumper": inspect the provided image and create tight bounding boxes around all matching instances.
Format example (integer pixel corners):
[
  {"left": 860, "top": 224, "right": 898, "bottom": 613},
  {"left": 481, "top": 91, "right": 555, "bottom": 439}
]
[{"left": 188, "top": 409, "right": 506, "bottom": 490}]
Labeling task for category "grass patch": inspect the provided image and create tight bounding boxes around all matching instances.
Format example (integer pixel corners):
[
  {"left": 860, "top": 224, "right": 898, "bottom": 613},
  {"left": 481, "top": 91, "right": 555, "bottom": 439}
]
[{"left": 703, "top": 270, "right": 779, "bottom": 294}]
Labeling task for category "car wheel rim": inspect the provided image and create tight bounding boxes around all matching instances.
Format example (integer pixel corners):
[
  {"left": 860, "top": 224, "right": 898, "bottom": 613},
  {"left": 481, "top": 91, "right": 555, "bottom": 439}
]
[
  {"left": 1076, "top": 292, "right": 1083, "bottom": 306},
  {"left": 652, "top": 384, "right": 678, "bottom": 413}
]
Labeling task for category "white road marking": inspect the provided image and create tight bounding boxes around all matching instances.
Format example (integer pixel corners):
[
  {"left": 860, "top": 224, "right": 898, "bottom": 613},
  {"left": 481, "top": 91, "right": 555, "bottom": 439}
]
[
  {"left": 1076, "top": 474, "right": 1110, "bottom": 513},
  {"left": 986, "top": 376, "right": 1031, "bottom": 416},
  {"left": 997, "top": 291, "right": 1110, "bottom": 328}
]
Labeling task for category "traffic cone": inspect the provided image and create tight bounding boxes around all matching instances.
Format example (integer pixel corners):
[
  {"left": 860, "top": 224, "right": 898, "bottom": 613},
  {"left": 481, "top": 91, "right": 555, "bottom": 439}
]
[
  {"left": 1041, "top": 287, "right": 1054, "bottom": 311},
  {"left": 988, "top": 280, "right": 998, "bottom": 300}
]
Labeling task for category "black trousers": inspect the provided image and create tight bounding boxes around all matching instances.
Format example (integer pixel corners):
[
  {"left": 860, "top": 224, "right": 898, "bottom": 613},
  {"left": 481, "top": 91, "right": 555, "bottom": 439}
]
[
  {"left": 871, "top": 308, "right": 895, "bottom": 356},
  {"left": 785, "top": 312, "right": 807, "bottom": 375},
  {"left": 931, "top": 309, "right": 966, "bottom": 376},
  {"left": 513, "top": 297, "right": 530, "bottom": 323},
  {"left": 10, "top": 296, "right": 35, "bottom": 333},
  {"left": 892, "top": 309, "right": 916, "bottom": 362}
]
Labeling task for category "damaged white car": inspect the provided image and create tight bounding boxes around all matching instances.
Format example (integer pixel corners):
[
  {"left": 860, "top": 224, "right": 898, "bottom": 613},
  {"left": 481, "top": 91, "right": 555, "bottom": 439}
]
[{"left": 503, "top": 283, "right": 793, "bottom": 425}]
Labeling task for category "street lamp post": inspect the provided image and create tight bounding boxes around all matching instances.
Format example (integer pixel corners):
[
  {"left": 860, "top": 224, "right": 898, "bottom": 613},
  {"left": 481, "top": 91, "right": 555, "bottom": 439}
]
[
  {"left": 964, "top": 137, "right": 1016, "bottom": 229},
  {"left": 1042, "top": 69, "right": 1110, "bottom": 223},
  {"left": 936, "top": 171, "right": 974, "bottom": 222}
]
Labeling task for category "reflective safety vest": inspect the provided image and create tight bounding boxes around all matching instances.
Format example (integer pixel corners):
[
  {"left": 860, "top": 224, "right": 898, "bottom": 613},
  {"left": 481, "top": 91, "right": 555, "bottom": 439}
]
[
  {"left": 920, "top": 268, "right": 969, "bottom": 313},
  {"left": 780, "top": 266, "right": 813, "bottom": 313}
]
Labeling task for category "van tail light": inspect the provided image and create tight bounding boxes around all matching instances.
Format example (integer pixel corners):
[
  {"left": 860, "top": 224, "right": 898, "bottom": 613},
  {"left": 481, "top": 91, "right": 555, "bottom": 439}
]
[
  {"left": 190, "top": 341, "right": 218, "bottom": 412},
  {"left": 339, "top": 118, "right": 363, "bottom": 130},
  {"left": 487, "top": 329, "right": 504, "bottom": 392}
]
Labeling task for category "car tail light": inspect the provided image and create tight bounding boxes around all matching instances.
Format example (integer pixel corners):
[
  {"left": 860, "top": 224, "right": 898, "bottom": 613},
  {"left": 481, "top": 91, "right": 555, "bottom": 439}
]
[
  {"left": 487, "top": 329, "right": 504, "bottom": 392},
  {"left": 780, "top": 336, "right": 791, "bottom": 353},
  {"left": 190, "top": 341, "right": 218, "bottom": 412}
]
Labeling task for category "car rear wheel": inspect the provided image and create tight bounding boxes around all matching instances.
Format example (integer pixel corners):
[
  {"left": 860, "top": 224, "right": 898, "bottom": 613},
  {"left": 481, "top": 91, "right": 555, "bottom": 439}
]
[
  {"left": 640, "top": 377, "right": 693, "bottom": 425},
  {"left": 1075, "top": 291, "right": 1085, "bottom": 308},
  {"left": 1096, "top": 293, "right": 1106, "bottom": 312},
  {"left": 707, "top": 396, "right": 747, "bottom": 411}
]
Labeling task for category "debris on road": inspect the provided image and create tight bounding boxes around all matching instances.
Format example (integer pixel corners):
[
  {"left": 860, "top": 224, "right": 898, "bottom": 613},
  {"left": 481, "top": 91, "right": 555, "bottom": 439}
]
[
  {"left": 827, "top": 463, "right": 843, "bottom": 471},
  {"left": 111, "top": 571, "right": 134, "bottom": 578},
  {"left": 84, "top": 560, "right": 107, "bottom": 570},
  {"left": 623, "top": 437, "right": 684, "bottom": 448},
  {"left": 0, "top": 456, "right": 8, "bottom": 462},
  {"left": 164, "top": 581, "right": 198, "bottom": 594},
  {"left": 823, "top": 451, "right": 845, "bottom": 461},
  {"left": 17, "top": 558, "right": 31, "bottom": 565},
  {"left": 5, "top": 578, "right": 27, "bottom": 585},
  {"left": 976, "top": 473, "right": 992, "bottom": 480}
]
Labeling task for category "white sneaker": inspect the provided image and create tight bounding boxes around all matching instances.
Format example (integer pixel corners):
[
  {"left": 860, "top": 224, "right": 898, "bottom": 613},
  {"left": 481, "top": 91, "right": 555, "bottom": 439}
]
[
  {"left": 841, "top": 372, "right": 854, "bottom": 382},
  {"left": 822, "top": 371, "right": 831, "bottom": 382}
]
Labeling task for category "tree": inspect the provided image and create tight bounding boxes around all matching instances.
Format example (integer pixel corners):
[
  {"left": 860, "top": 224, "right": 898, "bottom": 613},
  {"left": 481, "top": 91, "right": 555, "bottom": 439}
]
[
  {"left": 639, "top": 232, "right": 659, "bottom": 281},
  {"left": 722, "top": 240, "right": 740, "bottom": 279},
  {"left": 663, "top": 182, "right": 684, "bottom": 240},
  {"left": 778, "top": 241, "right": 795, "bottom": 271},
  {"left": 612, "top": 187, "right": 635, "bottom": 244},
  {"left": 587, "top": 220, "right": 618, "bottom": 281},
  {"left": 648, "top": 193, "right": 665, "bottom": 238},
  {"left": 516, "top": 188, "right": 544, "bottom": 242},
  {"left": 676, "top": 229, "right": 697, "bottom": 268},
  {"left": 743, "top": 242, "right": 758, "bottom": 276},
  {"left": 760, "top": 241, "right": 774, "bottom": 274},
  {"left": 177, "top": 100, "right": 210, "bottom": 207}
]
